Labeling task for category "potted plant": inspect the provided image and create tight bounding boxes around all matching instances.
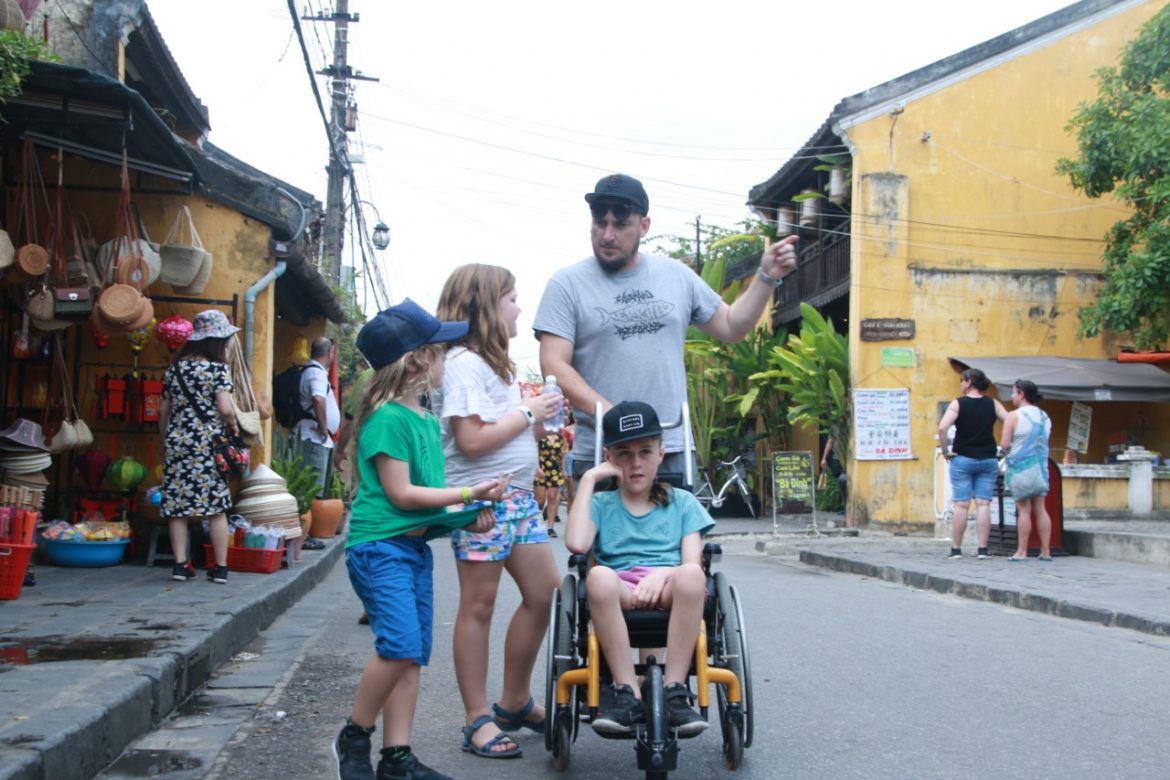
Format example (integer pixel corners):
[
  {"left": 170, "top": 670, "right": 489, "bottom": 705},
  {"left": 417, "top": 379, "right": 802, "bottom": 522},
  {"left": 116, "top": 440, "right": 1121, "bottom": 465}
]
[
  {"left": 310, "top": 473, "right": 345, "bottom": 539},
  {"left": 271, "top": 455, "right": 320, "bottom": 559}
]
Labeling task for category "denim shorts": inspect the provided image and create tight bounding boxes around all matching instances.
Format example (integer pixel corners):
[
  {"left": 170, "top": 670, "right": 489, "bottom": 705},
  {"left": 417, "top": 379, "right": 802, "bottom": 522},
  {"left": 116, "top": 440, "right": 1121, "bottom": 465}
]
[
  {"left": 450, "top": 487, "right": 548, "bottom": 562},
  {"left": 949, "top": 455, "right": 999, "bottom": 502},
  {"left": 346, "top": 536, "right": 433, "bottom": 664}
]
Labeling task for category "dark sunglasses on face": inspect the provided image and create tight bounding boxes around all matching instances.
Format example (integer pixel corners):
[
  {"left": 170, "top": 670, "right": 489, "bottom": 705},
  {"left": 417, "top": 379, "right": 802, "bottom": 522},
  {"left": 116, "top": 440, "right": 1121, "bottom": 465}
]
[{"left": 589, "top": 201, "right": 635, "bottom": 222}]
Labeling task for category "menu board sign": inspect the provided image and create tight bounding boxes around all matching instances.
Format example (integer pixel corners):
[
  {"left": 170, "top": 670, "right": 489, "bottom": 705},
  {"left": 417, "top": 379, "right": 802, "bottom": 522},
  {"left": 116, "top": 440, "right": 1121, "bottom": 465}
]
[
  {"left": 855, "top": 388, "right": 913, "bottom": 460},
  {"left": 772, "top": 451, "right": 814, "bottom": 516}
]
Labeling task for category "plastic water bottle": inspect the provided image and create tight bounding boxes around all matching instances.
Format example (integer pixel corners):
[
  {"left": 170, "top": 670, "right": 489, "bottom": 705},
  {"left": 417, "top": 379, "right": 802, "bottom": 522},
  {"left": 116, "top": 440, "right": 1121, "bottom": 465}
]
[{"left": 543, "top": 375, "right": 564, "bottom": 432}]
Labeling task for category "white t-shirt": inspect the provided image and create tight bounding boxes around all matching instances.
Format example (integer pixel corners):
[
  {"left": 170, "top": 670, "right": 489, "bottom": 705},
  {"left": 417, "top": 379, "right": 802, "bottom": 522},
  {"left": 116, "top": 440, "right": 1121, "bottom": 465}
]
[
  {"left": 434, "top": 347, "right": 537, "bottom": 489},
  {"left": 293, "top": 360, "right": 340, "bottom": 447}
]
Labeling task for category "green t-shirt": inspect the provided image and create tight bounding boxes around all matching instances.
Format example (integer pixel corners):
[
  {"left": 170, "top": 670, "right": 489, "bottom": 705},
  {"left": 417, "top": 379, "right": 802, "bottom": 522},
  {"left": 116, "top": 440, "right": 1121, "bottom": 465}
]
[
  {"left": 343, "top": 367, "right": 374, "bottom": 420},
  {"left": 347, "top": 401, "right": 482, "bottom": 547}
]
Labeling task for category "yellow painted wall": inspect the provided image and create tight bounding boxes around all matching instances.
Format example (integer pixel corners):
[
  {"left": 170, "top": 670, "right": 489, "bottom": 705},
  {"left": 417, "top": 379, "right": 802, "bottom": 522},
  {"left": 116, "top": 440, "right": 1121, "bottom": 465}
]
[{"left": 840, "top": 1, "right": 1170, "bottom": 529}]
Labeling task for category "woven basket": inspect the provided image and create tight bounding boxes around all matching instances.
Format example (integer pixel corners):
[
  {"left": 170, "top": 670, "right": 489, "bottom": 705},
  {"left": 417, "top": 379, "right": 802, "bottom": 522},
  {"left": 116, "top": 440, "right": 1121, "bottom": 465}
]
[
  {"left": 13, "top": 244, "right": 48, "bottom": 280},
  {"left": 173, "top": 251, "right": 213, "bottom": 295},
  {"left": 97, "top": 238, "right": 160, "bottom": 286},
  {"left": 115, "top": 253, "right": 151, "bottom": 289},
  {"left": 160, "top": 245, "right": 210, "bottom": 286},
  {"left": 96, "top": 283, "right": 145, "bottom": 325}
]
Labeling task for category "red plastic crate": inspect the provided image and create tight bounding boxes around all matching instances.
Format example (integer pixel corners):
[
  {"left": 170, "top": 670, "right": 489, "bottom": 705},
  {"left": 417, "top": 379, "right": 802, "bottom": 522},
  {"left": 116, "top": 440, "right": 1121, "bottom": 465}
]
[
  {"left": 0, "top": 543, "right": 35, "bottom": 600},
  {"left": 203, "top": 544, "right": 283, "bottom": 574}
]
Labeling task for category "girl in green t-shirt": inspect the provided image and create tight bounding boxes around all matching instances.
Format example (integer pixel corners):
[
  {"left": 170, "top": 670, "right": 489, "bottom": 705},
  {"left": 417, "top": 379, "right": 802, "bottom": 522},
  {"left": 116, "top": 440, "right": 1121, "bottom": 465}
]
[{"left": 332, "top": 299, "right": 509, "bottom": 780}]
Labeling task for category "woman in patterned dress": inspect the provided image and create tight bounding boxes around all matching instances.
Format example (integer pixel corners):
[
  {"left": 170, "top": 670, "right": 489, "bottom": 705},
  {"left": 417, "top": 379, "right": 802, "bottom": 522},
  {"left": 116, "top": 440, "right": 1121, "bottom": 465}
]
[
  {"left": 159, "top": 310, "right": 240, "bottom": 584},
  {"left": 534, "top": 431, "right": 565, "bottom": 537}
]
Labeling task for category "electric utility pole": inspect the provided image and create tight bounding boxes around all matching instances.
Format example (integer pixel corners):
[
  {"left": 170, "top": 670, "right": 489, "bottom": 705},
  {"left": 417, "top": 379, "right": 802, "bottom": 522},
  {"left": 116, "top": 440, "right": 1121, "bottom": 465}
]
[{"left": 304, "top": 0, "right": 378, "bottom": 286}]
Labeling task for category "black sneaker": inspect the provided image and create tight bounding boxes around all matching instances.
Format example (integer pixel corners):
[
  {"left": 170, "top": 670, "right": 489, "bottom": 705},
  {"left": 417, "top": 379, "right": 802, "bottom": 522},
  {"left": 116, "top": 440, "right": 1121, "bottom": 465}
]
[
  {"left": 333, "top": 722, "right": 375, "bottom": 780},
  {"left": 547, "top": 528, "right": 558, "bottom": 538},
  {"left": 977, "top": 547, "right": 991, "bottom": 559},
  {"left": 171, "top": 561, "right": 196, "bottom": 581},
  {"left": 947, "top": 548, "right": 963, "bottom": 559},
  {"left": 592, "top": 684, "right": 644, "bottom": 735},
  {"left": 377, "top": 749, "right": 452, "bottom": 780},
  {"left": 207, "top": 565, "right": 229, "bottom": 584},
  {"left": 302, "top": 538, "right": 326, "bottom": 551},
  {"left": 664, "top": 682, "right": 708, "bottom": 737}
]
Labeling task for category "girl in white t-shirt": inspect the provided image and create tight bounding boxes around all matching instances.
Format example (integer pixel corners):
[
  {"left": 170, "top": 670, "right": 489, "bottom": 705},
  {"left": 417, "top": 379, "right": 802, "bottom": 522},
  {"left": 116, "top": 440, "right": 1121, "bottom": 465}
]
[{"left": 435, "top": 264, "right": 563, "bottom": 759}]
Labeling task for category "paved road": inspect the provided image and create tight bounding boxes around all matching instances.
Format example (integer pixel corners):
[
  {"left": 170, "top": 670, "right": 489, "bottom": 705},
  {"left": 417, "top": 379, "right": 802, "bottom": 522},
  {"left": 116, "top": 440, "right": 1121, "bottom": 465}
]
[{"left": 101, "top": 535, "right": 1170, "bottom": 779}]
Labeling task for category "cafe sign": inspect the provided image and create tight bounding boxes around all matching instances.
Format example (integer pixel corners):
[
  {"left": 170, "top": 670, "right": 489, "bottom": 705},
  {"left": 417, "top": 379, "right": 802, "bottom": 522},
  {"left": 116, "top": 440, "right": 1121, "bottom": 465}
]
[{"left": 860, "top": 318, "right": 915, "bottom": 341}]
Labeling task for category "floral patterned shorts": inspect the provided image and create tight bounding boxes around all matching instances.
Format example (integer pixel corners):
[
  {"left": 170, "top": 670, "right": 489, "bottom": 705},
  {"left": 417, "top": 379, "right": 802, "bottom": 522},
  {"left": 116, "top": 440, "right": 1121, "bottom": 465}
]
[{"left": 450, "top": 487, "right": 549, "bottom": 562}]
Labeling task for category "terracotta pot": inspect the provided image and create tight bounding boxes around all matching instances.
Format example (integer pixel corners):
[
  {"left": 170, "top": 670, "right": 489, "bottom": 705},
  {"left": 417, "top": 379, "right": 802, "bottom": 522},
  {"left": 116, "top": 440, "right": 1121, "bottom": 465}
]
[{"left": 310, "top": 498, "right": 344, "bottom": 538}]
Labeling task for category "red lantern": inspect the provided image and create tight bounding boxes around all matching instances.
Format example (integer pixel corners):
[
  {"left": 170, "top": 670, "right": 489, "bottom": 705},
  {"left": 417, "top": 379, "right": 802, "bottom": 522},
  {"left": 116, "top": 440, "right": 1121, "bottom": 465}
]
[
  {"left": 87, "top": 316, "right": 110, "bottom": 349},
  {"left": 154, "top": 313, "right": 193, "bottom": 352}
]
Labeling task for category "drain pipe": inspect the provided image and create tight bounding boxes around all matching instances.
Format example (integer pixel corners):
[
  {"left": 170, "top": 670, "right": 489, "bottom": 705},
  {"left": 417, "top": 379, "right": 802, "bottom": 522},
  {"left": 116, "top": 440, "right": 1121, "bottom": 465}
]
[{"left": 244, "top": 188, "right": 307, "bottom": 369}]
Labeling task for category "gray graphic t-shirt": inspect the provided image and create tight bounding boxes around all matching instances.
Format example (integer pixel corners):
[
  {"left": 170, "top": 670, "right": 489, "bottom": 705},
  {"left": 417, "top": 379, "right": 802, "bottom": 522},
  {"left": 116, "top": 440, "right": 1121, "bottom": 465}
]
[{"left": 533, "top": 253, "right": 722, "bottom": 457}]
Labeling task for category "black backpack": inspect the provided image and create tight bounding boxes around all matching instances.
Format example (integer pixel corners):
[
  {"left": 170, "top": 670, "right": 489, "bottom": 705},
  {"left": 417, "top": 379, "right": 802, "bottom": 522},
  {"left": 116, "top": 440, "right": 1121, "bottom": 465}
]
[{"left": 273, "top": 364, "right": 321, "bottom": 429}]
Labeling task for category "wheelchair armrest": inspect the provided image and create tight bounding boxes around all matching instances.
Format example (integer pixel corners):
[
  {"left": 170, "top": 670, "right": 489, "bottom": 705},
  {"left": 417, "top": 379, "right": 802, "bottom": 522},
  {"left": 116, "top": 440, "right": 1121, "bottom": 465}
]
[
  {"left": 702, "top": 542, "right": 722, "bottom": 573},
  {"left": 567, "top": 553, "right": 590, "bottom": 578}
]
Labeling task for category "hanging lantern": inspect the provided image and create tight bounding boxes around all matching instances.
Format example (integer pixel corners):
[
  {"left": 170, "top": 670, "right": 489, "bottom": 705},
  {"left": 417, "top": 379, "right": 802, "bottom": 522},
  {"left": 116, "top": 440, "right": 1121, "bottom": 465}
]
[
  {"left": 290, "top": 335, "right": 309, "bottom": 363},
  {"left": 76, "top": 448, "right": 112, "bottom": 493},
  {"left": 106, "top": 455, "right": 148, "bottom": 493},
  {"left": 154, "top": 313, "right": 193, "bottom": 353},
  {"left": 88, "top": 316, "right": 110, "bottom": 349},
  {"left": 127, "top": 319, "right": 155, "bottom": 354}
]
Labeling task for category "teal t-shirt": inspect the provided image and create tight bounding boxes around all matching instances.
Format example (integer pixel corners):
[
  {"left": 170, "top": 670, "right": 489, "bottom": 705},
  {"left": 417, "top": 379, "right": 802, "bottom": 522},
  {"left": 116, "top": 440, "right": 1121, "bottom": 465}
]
[
  {"left": 589, "top": 488, "right": 715, "bottom": 572},
  {"left": 348, "top": 401, "right": 481, "bottom": 547}
]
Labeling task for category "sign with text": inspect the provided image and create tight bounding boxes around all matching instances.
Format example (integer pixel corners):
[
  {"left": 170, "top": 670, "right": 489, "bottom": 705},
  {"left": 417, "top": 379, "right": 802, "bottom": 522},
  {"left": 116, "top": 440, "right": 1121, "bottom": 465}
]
[
  {"left": 772, "top": 451, "right": 815, "bottom": 516},
  {"left": 854, "top": 388, "right": 914, "bottom": 460},
  {"left": 880, "top": 347, "right": 916, "bottom": 368},
  {"left": 1067, "top": 402, "right": 1092, "bottom": 453},
  {"left": 860, "top": 318, "right": 916, "bottom": 341}
]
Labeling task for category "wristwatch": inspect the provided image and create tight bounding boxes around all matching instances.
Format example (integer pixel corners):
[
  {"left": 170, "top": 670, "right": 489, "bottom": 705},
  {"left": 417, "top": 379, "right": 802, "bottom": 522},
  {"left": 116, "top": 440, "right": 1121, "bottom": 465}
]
[
  {"left": 518, "top": 405, "right": 536, "bottom": 426},
  {"left": 756, "top": 268, "right": 783, "bottom": 288}
]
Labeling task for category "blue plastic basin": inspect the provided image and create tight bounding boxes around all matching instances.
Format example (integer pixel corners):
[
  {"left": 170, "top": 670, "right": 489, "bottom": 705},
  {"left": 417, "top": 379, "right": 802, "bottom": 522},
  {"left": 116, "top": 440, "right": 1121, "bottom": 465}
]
[{"left": 43, "top": 538, "right": 129, "bottom": 567}]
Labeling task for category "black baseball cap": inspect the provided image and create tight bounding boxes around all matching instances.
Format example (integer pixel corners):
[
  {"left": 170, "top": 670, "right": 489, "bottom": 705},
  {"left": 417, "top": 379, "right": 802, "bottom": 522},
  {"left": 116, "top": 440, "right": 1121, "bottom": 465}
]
[
  {"left": 584, "top": 174, "right": 649, "bottom": 215},
  {"left": 602, "top": 400, "right": 663, "bottom": 447},
  {"left": 356, "top": 298, "right": 468, "bottom": 370}
]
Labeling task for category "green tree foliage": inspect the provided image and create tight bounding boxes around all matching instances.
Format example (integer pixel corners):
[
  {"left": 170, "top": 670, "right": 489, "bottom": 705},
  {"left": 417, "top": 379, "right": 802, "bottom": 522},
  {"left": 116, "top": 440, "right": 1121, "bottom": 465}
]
[
  {"left": 1056, "top": 5, "right": 1170, "bottom": 350},
  {"left": 755, "top": 303, "right": 850, "bottom": 459},
  {"left": 0, "top": 30, "right": 52, "bottom": 106}
]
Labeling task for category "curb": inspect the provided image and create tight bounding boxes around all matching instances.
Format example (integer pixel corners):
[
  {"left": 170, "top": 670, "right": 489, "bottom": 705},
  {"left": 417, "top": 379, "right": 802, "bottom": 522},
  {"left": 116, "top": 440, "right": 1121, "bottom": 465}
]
[
  {"left": 0, "top": 541, "right": 345, "bottom": 780},
  {"left": 798, "top": 549, "right": 1170, "bottom": 638}
]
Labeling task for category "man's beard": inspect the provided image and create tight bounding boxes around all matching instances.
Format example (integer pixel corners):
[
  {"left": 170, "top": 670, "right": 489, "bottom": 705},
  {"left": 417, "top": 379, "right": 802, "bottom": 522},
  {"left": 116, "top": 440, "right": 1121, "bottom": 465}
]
[{"left": 595, "top": 237, "right": 640, "bottom": 275}]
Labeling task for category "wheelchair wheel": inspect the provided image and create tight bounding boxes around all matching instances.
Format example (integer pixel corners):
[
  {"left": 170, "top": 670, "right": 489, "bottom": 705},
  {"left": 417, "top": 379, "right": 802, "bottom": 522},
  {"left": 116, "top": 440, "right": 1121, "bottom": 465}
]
[
  {"left": 714, "top": 572, "right": 754, "bottom": 750},
  {"left": 545, "top": 575, "right": 578, "bottom": 761}
]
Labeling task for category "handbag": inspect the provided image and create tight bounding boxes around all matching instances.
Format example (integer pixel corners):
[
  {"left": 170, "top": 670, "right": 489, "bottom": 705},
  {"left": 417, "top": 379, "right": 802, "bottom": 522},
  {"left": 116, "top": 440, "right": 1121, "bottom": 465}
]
[
  {"left": 160, "top": 205, "right": 211, "bottom": 286},
  {"left": 173, "top": 364, "right": 250, "bottom": 478},
  {"left": 1005, "top": 408, "right": 1050, "bottom": 499}
]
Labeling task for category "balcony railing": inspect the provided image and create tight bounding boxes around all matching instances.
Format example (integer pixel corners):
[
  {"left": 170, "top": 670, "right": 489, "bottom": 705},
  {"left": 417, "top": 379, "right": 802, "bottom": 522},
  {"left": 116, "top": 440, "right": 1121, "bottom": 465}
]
[{"left": 776, "top": 227, "right": 850, "bottom": 323}]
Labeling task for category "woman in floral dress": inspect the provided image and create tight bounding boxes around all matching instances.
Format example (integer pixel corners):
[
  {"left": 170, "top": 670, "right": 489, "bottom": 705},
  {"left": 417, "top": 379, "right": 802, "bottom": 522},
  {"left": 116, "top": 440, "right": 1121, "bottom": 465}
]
[
  {"left": 534, "top": 431, "right": 565, "bottom": 537},
  {"left": 159, "top": 310, "right": 241, "bottom": 584}
]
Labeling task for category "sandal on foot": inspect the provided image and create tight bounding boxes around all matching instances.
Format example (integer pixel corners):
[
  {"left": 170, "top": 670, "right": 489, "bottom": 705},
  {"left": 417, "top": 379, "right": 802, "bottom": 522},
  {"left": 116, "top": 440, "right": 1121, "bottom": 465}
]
[
  {"left": 461, "top": 714, "right": 523, "bottom": 759},
  {"left": 492, "top": 696, "right": 546, "bottom": 734},
  {"left": 1007, "top": 555, "right": 1029, "bottom": 561},
  {"left": 1037, "top": 555, "right": 1053, "bottom": 562}
]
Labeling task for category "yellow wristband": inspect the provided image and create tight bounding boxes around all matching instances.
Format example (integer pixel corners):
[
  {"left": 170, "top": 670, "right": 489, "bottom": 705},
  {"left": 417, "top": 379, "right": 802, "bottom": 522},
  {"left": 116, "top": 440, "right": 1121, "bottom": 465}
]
[{"left": 461, "top": 486, "right": 472, "bottom": 505}]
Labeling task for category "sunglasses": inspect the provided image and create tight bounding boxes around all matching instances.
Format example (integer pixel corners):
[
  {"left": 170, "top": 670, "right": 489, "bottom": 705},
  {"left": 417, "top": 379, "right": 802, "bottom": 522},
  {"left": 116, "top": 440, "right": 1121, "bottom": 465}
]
[{"left": 589, "top": 200, "right": 637, "bottom": 221}]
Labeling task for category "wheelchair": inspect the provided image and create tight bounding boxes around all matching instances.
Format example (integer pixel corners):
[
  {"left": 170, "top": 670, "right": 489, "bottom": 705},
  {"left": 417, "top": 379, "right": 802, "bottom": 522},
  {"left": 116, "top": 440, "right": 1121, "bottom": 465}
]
[{"left": 542, "top": 403, "right": 754, "bottom": 778}]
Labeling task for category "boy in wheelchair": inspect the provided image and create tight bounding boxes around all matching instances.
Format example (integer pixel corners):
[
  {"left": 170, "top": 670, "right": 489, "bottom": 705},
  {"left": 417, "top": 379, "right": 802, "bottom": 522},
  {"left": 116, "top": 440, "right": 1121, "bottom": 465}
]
[{"left": 564, "top": 400, "right": 715, "bottom": 738}]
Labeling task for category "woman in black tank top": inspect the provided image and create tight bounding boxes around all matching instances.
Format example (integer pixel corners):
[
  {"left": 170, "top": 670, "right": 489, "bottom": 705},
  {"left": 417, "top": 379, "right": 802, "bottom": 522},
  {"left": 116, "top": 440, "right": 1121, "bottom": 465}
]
[{"left": 937, "top": 368, "right": 1007, "bottom": 559}]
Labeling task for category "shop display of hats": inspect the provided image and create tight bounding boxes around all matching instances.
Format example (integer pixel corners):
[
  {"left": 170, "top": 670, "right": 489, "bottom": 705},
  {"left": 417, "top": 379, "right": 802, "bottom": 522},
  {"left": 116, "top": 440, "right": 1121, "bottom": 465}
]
[
  {"left": 0, "top": 447, "right": 52, "bottom": 475},
  {"left": 0, "top": 470, "right": 47, "bottom": 510},
  {"left": 0, "top": 418, "right": 50, "bottom": 452},
  {"left": 233, "top": 465, "right": 302, "bottom": 539}
]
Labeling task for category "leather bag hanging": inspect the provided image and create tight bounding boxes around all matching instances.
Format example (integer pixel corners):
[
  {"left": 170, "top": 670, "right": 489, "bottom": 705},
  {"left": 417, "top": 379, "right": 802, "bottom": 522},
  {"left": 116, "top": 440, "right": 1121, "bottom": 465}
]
[{"left": 49, "top": 153, "right": 92, "bottom": 320}]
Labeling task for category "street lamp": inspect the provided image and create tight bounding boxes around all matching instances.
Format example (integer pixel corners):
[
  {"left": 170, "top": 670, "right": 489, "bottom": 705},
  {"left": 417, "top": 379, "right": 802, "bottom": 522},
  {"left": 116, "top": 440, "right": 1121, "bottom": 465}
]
[{"left": 372, "top": 221, "right": 390, "bottom": 250}]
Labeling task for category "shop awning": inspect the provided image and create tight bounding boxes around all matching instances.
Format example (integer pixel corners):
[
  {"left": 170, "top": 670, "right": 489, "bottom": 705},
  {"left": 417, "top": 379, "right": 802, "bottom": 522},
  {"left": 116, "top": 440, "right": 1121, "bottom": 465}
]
[{"left": 948, "top": 356, "right": 1170, "bottom": 402}]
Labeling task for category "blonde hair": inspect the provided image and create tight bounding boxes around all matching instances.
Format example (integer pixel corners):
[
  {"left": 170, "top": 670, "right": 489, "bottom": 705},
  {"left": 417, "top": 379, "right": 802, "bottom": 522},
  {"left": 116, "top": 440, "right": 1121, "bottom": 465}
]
[
  {"left": 347, "top": 344, "right": 443, "bottom": 472},
  {"left": 436, "top": 264, "right": 515, "bottom": 383}
]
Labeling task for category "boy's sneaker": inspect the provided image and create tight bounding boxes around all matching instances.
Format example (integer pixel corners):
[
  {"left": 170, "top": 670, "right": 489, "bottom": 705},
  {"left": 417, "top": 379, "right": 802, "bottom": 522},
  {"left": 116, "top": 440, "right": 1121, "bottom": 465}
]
[
  {"left": 207, "top": 565, "right": 229, "bottom": 584},
  {"left": 592, "top": 684, "right": 644, "bottom": 735},
  {"left": 664, "top": 682, "right": 708, "bottom": 737},
  {"left": 977, "top": 547, "right": 991, "bottom": 559},
  {"left": 171, "top": 561, "right": 196, "bottom": 581},
  {"left": 946, "top": 548, "right": 963, "bottom": 559},
  {"left": 377, "top": 748, "right": 452, "bottom": 780},
  {"left": 333, "top": 722, "right": 375, "bottom": 780}
]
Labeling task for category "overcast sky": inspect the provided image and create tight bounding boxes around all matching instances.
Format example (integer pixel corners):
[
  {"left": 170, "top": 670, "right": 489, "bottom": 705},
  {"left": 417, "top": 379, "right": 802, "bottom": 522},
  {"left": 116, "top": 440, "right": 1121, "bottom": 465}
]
[{"left": 150, "top": 0, "right": 1075, "bottom": 374}]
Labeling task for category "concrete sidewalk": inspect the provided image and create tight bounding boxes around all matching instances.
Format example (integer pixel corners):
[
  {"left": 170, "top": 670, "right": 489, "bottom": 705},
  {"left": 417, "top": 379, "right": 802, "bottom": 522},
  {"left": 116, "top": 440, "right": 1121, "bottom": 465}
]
[
  {"left": 0, "top": 540, "right": 344, "bottom": 780},
  {"left": 754, "top": 518, "right": 1170, "bottom": 638}
]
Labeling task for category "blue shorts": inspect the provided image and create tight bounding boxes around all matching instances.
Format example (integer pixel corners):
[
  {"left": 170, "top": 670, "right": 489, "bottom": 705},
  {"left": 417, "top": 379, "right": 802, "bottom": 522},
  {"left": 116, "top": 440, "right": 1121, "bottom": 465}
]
[
  {"left": 450, "top": 487, "right": 548, "bottom": 562},
  {"left": 949, "top": 455, "right": 999, "bottom": 503},
  {"left": 346, "top": 536, "right": 433, "bottom": 664}
]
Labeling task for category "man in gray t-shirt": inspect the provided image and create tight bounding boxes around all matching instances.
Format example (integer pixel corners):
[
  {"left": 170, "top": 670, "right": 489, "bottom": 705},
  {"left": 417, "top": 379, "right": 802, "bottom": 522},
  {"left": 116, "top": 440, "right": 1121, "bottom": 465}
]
[{"left": 533, "top": 173, "right": 798, "bottom": 478}]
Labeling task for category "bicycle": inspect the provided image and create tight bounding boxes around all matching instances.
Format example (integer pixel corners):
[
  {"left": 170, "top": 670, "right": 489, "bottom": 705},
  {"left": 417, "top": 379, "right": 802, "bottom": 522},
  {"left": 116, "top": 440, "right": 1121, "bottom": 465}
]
[{"left": 694, "top": 455, "right": 757, "bottom": 519}]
